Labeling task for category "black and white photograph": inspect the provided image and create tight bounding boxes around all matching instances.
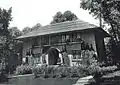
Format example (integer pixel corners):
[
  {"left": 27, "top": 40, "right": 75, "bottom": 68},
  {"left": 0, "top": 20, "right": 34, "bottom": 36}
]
[{"left": 0, "top": 0, "right": 120, "bottom": 85}]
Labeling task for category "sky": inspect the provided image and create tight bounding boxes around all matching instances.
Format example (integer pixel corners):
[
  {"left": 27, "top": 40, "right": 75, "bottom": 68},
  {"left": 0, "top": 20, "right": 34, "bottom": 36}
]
[{"left": 0, "top": 0, "right": 100, "bottom": 30}]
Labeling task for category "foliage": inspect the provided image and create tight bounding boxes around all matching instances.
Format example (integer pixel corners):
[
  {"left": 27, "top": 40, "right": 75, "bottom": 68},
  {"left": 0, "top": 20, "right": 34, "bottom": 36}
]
[
  {"left": 7, "top": 27, "right": 23, "bottom": 73},
  {"left": 33, "top": 64, "right": 47, "bottom": 74},
  {"left": 100, "top": 65, "right": 117, "bottom": 74},
  {"left": 80, "top": 0, "right": 120, "bottom": 27},
  {"left": 50, "top": 10, "right": 78, "bottom": 24},
  {"left": 31, "top": 23, "right": 41, "bottom": 31},
  {"left": 79, "top": 49, "right": 118, "bottom": 77},
  {"left": 8, "top": 27, "right": 22, "bottom": 53},
  {"left": 15, "top": 63, "right": 117, "bottom": 80},
  {"left": 0, "top": 7, "right": 12, "bottom": 36},
  {"left": 9, "top": 27, "right": 22, "bottom": 38},
  {"left": 22, "top": 27, "right": 31, "bottom": 35},
  {"left": 33, "top": 65, "right": 90, "bottom": 78},
  {"left": 0, "top": 7, "right": 12, "bottom": 74},
  {"left": 15, "top": 64, "right": 33, "bottom": 75},
  {"left": 80, "top": 0, "right": 120, "bottom": 63},
  {"left": 22, "top": 23, "right": 41, "bottom": 34}
]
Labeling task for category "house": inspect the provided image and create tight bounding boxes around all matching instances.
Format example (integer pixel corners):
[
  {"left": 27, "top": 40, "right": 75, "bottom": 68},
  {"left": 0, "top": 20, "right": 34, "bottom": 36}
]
[{"left": 17, "top": 19, "right": 109, "bottom": 65}]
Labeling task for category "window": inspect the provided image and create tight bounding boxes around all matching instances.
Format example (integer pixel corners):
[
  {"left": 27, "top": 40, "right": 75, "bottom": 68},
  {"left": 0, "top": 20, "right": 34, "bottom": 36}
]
[
  {"left": 41, "top": 35, "right": 49, "bottom": 45},
  {"left": 77, "top": 33, "right": 81, "bottom": 39},
  {"left": 32, "top": 37, "right": 39, "bottom": 47},
  {"left": 51, "top": 35, "right": 59, "bottom": 45},
  {"left": 66, "top": 34, "right": 70, "bottom": 42},
  {"left": 72, "top": 32, "right": 77, "bottom": 42},
  {"left": 62, "top": 35, "right": 66, "bottom": 43},
  {"left": 71, "top": 32, "right": 82, "bottom": 42},
  {"left": 61, "top": 34, "right": 71, "bottom": 43}
]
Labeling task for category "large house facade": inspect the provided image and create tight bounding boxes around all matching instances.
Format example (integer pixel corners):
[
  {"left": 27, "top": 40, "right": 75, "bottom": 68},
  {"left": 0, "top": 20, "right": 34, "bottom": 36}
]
[{"left": 17, "top": 20, "right": 109, "bottom": 66}]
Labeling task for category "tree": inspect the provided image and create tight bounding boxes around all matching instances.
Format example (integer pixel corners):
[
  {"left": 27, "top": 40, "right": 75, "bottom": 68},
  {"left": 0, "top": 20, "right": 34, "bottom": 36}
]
[
  {"left": 0, "top": 7, "right": 12, "bottom": 74},
  {"left": 80, "top": 0, "right": 120, "bottom": 64},
  {"left": 22, "top": 27, "right": 31, "bottom": 34},
  {"left": 8, "top": 27, "right": 22, "bottom": 54},
  {"left": 80, "top": 0, "right": 120, "bottom": 42},
  {"left": 31, "top": 23, "right": 41, "bottom": 31},
  {"left": 0, "top": 7, "right": 12, "bottom": 36},
  {"left": 22, "top": 23, "right": 42, "bottom": 34},
  {"left": 63, "top": 11, "right": 78, "bottom": 21},
  {"left": 9, "top": 27, "right": 22, "bottom": 38},
  {"left": 9, "top": 27, "right": 22, "bottom": 53},
  {"left": 50, "top": 10, "right": 78, "bottom": 24},
  {"left": 0, "top": 7, "right": 12, "bottom": 59},
  {"left": 8, "top": 27, "right": 23, "bottom": 72}
]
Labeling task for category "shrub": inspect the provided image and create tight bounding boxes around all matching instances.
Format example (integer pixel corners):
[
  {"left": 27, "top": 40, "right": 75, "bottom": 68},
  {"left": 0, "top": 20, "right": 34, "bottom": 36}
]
[
  {"left": 87, "top": 64, "right": 118, "bottom": 78},
  {"left": 33, "top": 64, "right": 47, "bottom": 75},
  {"left": 33, "top": 65, "right": 89, "bottom": 78},
  {"left": 15, "top": 64, "right": 33, "bottom": 75},
  {"left": 69, "top": 65, "right": 88, "bottom": 77},
  {"left": 54, "top": 66, "right": 70, "bottom": 78},
  {"left": 100, "top": 65, "right": 117, "bottom": 75}
]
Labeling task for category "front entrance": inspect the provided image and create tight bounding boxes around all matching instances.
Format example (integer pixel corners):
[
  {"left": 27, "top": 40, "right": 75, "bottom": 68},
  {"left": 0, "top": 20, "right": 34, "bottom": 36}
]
[
  {"left": 47, "top": 47, "right": 59, "bottom": 65},
  {"left": 42, "top": 46, "right": 60, "bottom": 65}
]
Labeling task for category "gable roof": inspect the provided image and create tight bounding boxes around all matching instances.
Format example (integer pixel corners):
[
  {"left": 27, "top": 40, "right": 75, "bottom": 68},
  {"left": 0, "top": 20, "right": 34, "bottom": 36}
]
[{"left": 17, "top": 19, "right": 108, "bottom": 39}]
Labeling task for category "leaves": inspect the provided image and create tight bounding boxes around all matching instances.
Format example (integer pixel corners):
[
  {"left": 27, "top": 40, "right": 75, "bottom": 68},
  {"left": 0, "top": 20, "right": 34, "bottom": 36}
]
[
  {"left": 22, "top": 23, "right": 42, "bottom": 34},
  {"left": 80, "top": 0, "right": 120, "bottom": 63},
  {"left": 50, "top": 10, "right": 78, "bottom": 24},
  {"left": 9, "top": 27, "right": 22, "bottom": 38},
  {"left": 80, "top": 0, "right": 120, "bottom": 26},
  {"left": 0, "top": 7, "right": 12, "bottom": 36}
]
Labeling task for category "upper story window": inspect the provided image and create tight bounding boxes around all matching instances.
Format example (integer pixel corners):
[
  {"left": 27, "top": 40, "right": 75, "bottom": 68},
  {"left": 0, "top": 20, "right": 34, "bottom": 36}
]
[
  {"left": 72, "top": 32, "right": 77, "bottom": 42},
  {"left": 32, "top": 37, "right": 39, "bottom": 47},
  {"left": 50, "top": 35, "right": 60, "bottom": 45},
  {"left": 62, "top": 34, "right": 66, "bottom": 43},
  {"left": 72, "top": 32, "right": 81, "bottom": 42},
  {"left": 77, "top": 33, "right": 81, "bottom": 39},
  {"left": 41, "top": 35, "right": 49, "bottom": 46},
  {"left": 66, "top": 34, "right": 70, "bottom": 42}
]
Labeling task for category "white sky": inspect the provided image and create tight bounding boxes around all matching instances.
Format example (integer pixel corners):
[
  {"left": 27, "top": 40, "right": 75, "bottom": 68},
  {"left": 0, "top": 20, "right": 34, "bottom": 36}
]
[{"left": 0, "top": 0, "right": 99, "bottom": 30}]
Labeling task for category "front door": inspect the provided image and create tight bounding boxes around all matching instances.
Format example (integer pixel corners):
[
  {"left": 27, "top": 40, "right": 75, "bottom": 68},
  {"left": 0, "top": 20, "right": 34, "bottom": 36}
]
[{"left": 47, "top": 47, "right": 59, "bottom": 65}]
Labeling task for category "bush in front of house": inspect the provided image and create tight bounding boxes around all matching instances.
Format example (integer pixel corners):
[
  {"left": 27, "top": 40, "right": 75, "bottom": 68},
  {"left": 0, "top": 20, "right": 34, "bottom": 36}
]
[
  {"left": 15, "top": 63, "right": 118, "bottom": 80},
  {"left": 32, "top": 65, "right": 90, "bottom": 78},
  {"left": 87, "top": 64, "right": 118, "bottom": 79},
  {"left": 99, "top": 65, "right": 117, "bottom": 75},
  {"left": 15, "top": 64, "right": 33, "bottom": 75},
  {"left": 53, "top": 66, "right": 71, "bottom": 78}
]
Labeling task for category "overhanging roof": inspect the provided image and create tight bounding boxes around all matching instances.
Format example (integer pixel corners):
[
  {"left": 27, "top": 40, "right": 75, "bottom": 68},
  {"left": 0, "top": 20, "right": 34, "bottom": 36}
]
[{"left": 17, "top": 19, "right": 109, "bottom": 39}]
